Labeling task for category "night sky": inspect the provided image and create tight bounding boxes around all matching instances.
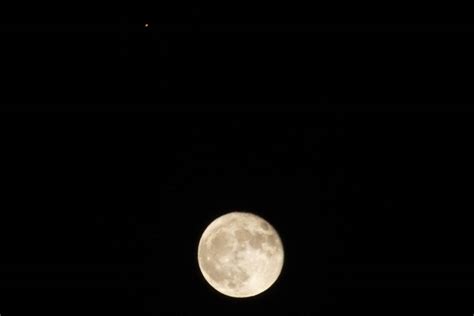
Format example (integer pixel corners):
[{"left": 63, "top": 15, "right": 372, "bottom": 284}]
[{"left": 1, "top": 8, "right": 474, "bottom": 316}]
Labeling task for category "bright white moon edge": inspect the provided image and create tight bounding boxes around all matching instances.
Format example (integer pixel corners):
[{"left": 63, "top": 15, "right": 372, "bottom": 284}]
[{"left": 197, "top": 212, "right": 284, "bottom": 298}]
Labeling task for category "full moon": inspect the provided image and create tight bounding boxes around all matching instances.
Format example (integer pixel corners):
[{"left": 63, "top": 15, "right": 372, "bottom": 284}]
[{"left": 197, "top": 212, "right": 284, "bottom": 298}]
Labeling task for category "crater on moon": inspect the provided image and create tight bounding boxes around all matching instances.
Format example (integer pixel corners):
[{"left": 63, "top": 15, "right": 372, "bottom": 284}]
[{"left": 198, "top": 211, "right": 284, "bottom": 298}]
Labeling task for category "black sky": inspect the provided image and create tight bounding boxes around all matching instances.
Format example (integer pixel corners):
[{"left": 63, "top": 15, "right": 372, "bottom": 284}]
[
  {"left": 2, "top": 111, "right": 474, "bottom": 315},
  {"left": 0, "top": 7, "right": 474, "bottom": 316}
]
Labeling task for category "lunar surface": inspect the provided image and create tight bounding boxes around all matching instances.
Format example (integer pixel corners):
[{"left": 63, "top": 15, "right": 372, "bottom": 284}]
[{"left": 197, "top": 212, "right": 284, "bottom": 298}]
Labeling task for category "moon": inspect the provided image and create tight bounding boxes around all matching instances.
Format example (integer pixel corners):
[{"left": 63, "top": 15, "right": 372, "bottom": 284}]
[{"left": 197, "top": 211, "right": 284, "bottom": 298}]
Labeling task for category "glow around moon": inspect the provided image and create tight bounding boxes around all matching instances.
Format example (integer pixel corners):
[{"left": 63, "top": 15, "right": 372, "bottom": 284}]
[{"left": 197, "top": 212, "right": 284, "bottom": 298}]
